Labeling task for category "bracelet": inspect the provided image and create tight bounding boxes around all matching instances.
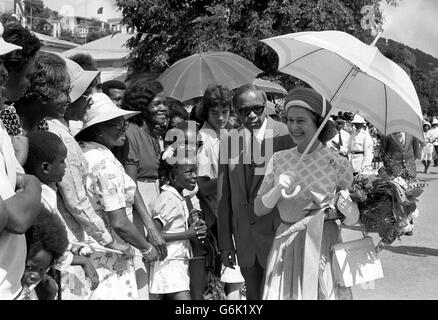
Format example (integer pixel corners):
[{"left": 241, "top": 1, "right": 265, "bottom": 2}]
[
  {"left": 141, "top": 245, "right": 153, "bottom": 257},
  {"left": 105, "top": 239, "right": 116, "bottom": 248}
]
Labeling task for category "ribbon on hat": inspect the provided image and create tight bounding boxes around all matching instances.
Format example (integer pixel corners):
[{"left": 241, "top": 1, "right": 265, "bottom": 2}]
[{"left": 275, "top": 190, "right": 336, "bottom": 299}]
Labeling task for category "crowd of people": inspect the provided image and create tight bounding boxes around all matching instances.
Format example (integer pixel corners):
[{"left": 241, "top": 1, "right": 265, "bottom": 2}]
[{"left": 0, "top": 22, "right": 428, "bottom": 301}]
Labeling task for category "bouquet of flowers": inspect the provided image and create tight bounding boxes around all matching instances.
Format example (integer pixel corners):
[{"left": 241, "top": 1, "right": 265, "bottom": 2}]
[{"left": 349, "top": 166, "right": 425, "bottom": 251}]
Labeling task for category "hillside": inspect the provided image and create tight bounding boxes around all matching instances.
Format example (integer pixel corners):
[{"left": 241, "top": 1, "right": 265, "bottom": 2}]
[{"left": 385, "top": 38, "right": 438, "bottom": 74}]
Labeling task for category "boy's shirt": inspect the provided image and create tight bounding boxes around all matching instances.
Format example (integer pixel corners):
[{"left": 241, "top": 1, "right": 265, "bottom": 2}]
[{"left": 40, "top": 184, "right": 74, "bottom": 270}]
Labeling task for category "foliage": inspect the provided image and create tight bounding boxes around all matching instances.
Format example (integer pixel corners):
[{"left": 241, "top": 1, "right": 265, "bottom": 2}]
[{"left": 116, "top": 0, "right": 392, "bottom": 78}]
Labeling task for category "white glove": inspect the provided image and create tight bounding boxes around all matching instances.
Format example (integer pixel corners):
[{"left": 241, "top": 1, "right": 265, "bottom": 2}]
[
  {"left": 277, "top": 171, "right": 301, "bottom": 199},
  {"left": 261, "top": 172, "right": 298, "bottom": 208}
]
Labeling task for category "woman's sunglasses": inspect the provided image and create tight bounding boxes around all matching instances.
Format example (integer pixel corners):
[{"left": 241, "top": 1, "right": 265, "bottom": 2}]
[
  {"left": 237, "top": 105, "right": 265, "bottom": 117},
  {"left": 106, "top": 119, "right": 129, "bottom": 132}
]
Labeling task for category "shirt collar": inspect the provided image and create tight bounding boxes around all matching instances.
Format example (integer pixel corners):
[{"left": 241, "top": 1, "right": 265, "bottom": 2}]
[
  {"left": 161, "top": 184, "right": 184, "bottom": 201},
  {"left": 245, "top": 117, "right": 268, "bottom": 142},
  {"left": 80, "top": 140, "right": 110, "bottom": 152},
  {"left": 200, "top": 121, "right": 224, "bottom": 141},
  {"left": 41, "top": 184, "right": 57, "bottom": 209}
]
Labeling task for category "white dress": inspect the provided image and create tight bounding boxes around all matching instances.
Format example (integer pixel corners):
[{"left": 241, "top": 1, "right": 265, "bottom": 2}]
[
  {"left": 148, "top": 185, "right": 195, "bottom": 294},
  {"left": 79, "top": 141, "right": 138, "bottom": 300}
]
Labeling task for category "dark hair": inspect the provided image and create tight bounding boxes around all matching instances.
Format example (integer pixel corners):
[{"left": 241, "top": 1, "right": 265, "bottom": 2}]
[
  {"left": 24, "top": 131, "right": 66, "bottom": 175},
  {"left": 25, "top": 206, "right": 69, "bottom": 262},
  {"left": 2, "top": 23, "right": 41, "bottom": 73},
  {"left": 68, "top": 53, "right": 98, "bottom": 71},
  {"left": 102, "top": 80, "right": 126, "bottom": 96},
  {"left": 232, "top": 84, "right": 267, "bottom": 109},
  {"left": 121, "top": 78, "right": 164, "bottom": 126},
  {"left": 167, "top": 105, "right": 188, "bottom": 130},
  {"left": 16, "top": 52, "right": 68, "bottom": 103},
  {"left": 198, "top": 84, "right": 232, "bottom": 122}
]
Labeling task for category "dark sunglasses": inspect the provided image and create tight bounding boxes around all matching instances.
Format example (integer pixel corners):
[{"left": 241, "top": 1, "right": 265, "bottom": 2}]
[
  {"left": 105, "top": 119, "right": 129, "bottom": 132},
  {"left": 237, "top": 105, "right": 265, "bottom": 117}
]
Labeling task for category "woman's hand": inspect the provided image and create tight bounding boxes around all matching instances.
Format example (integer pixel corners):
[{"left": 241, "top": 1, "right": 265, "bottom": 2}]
[
  {"left": 141, "top": 245, "right": 159, "bottom": 265},
  {"left": 109, "top": 241, "right": 135, "bottom": 260},
  {"left": 81, "top": 259, "right": 99, "bottom": 290},
  {"left": 146, "top": 227, "right": 168, "bottom": 261},
  {"left": 277, "top": 171, "right": 301, "bottom": 199}
]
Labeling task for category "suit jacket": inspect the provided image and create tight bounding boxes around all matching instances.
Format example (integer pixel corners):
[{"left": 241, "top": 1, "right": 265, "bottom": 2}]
[
  {"left": 380, "top": 133, "right": 420, "bottom": 176},
  {"left": 217, "top": 117, "right": 294, "bottom": 268}
]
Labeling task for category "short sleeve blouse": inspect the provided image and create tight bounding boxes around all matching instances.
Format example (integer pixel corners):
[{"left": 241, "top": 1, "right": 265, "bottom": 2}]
[{"left": 80, "top": 141, "right": 137, "bottom": 214}]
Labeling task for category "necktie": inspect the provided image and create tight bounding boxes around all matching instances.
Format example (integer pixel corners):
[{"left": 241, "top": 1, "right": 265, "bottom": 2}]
[
  {"left": 245, "top": 131, "right": 255, "bottom": 192},
  {"left": 338, "top": 132, "right": 343, "bottom": 147}
]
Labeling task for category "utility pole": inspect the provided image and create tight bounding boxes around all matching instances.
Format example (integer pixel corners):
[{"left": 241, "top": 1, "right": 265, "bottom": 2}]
[{"left": 30, "top": 7, "right": 32, "bottom": 30}]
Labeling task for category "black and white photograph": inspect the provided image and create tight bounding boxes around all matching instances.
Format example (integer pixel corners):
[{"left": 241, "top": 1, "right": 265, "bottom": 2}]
[{"left": 0, "top": 0, "right": 438, "bottom": 307}]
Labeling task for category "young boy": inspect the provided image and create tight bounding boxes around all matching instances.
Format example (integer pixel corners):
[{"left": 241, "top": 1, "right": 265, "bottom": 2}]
[
  {"left": 23, "top": 131, "right": 99, "bottom": 299},
  {"left": 16, "top": 206, "right": 69, "bottom": 300}
]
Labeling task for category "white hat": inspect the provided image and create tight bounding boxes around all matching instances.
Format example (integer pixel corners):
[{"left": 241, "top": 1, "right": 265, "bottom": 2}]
[
  {"left": 432, "top": 118, "right": 438, "bottom": 125},
  {"left": 351, "top": 114, "right": 366, "bottom": 124},
  {"left": 54, "top": 53, "right": 100, "bottom": 103},
  {"left": 75, "top": 93, "right": 139, "bottom": 136},
  {"left": 0, "top": 23, "right": 22, "bottom": 55}
]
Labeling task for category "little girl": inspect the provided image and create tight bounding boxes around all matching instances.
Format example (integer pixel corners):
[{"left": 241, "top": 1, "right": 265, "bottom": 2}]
[{"left": 149, "top": 146, "right": 207, "bottom": 300}]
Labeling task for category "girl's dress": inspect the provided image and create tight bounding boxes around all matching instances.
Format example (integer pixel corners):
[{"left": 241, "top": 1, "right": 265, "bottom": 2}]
[
  {"left": 258, "top": 143, "right": 354, "bottom": 300},
  {"left": 149, "top": 184, "right": 197, "bottom": 294},
  {"left": 421, "top": 131, "right": 435, "bottom": 161},
  {"left": 79, "top": 141, "right": 138, "bottom": 300}
]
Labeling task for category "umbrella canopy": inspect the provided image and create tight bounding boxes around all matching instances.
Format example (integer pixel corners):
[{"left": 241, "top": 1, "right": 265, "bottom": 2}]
[
  {"left": 253, "top": 78, "right": 287, "bottom": 96},
  {"left": 261, "top": 31, "right": 424, "bottom": 141},
  {"left": 157, "top": 51, "right": 262, "bottom": 102}
]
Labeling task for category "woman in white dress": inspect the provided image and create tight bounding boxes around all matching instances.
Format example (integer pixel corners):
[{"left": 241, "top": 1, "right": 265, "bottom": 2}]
[
  {"left": 254, "top": 87, "right": 357, "bottom": 300},
  {"left": 75, "top": 93, "right": 159, "bottom": 299}
]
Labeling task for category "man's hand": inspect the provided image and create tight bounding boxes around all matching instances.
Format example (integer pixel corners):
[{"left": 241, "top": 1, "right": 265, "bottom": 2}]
[
  {"left": 146, "top": 227, "right": 167, "bottom": 261},
  {"left": 11, "top": 135, "right": 29, "bottom": 166},
  {"left": 220, "top": 249, "right": 236, "bottom": 269}
]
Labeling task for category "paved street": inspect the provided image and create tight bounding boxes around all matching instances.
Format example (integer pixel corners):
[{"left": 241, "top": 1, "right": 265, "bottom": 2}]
[{"left": 342, "top": 160, "right": 438, "bottom": 300}]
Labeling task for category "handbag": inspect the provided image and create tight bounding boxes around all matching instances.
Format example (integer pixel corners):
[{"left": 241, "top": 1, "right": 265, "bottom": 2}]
[{"left": 332, "top": 236, "right": 384, "bottom": 288}]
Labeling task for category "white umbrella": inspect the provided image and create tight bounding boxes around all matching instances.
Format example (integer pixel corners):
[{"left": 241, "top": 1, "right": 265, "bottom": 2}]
[
  {"left": 261, "top": 30, "right": 424, "bottom": 143},
  {"left": 253, "top": 78, "right": 287, "bottom": 96}
]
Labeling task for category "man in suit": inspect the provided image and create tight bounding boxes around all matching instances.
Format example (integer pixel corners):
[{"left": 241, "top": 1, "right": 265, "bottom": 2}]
[
  {"left": 217, "top": 84, "right": 294, "bottom": 299},
  {"left": 327, "top": 115, "right": 350, "bottom": 158},
  {"left": 380, "top": 131, "right": 421, "bottom": 178}
]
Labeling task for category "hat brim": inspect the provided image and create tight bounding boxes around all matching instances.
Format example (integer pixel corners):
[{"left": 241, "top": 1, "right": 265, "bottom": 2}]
[
  {"left": 70, "top": 70, "right": 100, "bottom": 103},
  {"left": 74, "top": 109, "right": 140, "bottom": 137},
  {"left": 0, "top": 38, "right": 22, "bottom": 55}
]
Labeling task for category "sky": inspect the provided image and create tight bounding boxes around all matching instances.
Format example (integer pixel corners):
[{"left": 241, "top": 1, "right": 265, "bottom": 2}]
[
  {"left": 380, "top": 0, "right": 438, "bottom": 58},
  {"left": 1, "top": 0, "right": 436, "bottom": 58},
  {"left": 42, "top": 0, "right": 122, "bottom": 21}
]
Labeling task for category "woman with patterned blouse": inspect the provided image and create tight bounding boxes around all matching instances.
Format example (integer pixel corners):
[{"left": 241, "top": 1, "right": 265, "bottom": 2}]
[
  {"left": 254, "top": 87, "right": 357, "bottom": 300},
  {"left": 75, "top": 93, "right": 159, "bottom": 299}
]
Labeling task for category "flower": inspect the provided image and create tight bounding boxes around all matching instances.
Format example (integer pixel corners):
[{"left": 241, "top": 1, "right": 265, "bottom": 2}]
[{"left": 348, "top": 167, "right": 424, "bottom": 249}]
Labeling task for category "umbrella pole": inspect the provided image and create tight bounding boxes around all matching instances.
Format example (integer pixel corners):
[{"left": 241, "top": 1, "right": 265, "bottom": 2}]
[{"left": 295, "top": 67, "right": 360, "bottom": 166}]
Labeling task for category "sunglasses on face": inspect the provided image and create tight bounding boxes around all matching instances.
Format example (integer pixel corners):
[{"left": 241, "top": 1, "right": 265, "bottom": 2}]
[
  {"left": 105, "top": 119, "right": 129, "bottom": 132},
  {"left": 237, "top": 104, "right": 265, "bottom": 117}
]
